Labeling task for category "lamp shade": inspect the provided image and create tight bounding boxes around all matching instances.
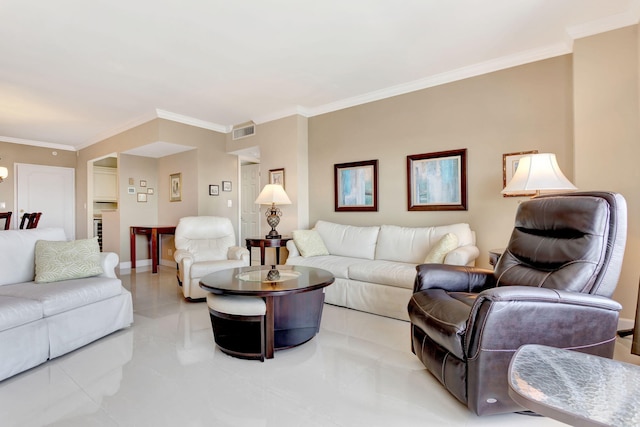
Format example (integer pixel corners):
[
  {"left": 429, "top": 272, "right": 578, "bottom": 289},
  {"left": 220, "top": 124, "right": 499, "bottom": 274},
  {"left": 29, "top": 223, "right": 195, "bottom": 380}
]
[
  {"left": 254, "top": 184, "right": 292, "bottom": 205},
  {"left": 501, "top": 153, "right": 576, "bottom": 195},
  {"left": 0, "top": 166, "right": 7, "bottom": 180}
]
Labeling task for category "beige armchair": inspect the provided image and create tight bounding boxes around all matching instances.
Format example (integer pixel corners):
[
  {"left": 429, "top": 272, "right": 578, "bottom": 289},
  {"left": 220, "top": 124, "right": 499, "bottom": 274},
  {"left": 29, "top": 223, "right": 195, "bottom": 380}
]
[{"left": 174, "top": 216, "right": 250, "bottom": 300}]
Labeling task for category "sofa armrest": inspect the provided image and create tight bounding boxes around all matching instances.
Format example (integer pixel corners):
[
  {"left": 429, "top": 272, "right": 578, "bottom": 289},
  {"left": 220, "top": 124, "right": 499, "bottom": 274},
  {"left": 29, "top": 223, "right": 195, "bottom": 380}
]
[
  {"left": 286, "top": 240, "right": 300, "bottom": 258},
  {"left": 228, "top": 246, "right": 250, "bottom": 262},
  {"left": 414, "top": 264, "right": 496, "bottom": 293},
  {"left": 99, "top": 252, "right": 119, "bottom": 278},
  {"left": 444, "top": 245, "right": 480, "bottom": 266}
]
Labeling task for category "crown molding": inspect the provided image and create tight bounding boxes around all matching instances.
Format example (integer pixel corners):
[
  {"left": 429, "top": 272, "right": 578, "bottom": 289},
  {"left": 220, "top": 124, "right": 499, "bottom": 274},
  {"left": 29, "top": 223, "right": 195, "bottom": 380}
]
[
  {"left": 155, "top": 109, "right": 230, "bottom": 133},
  {"left": 0, "top": 135, "right": 76, "bottom": 151},
  {"left": 305, "top": 42, "right": 571, "bottom": 118},
  {"left": 251, "top": 106, "right": 312, "bottom": 125},
  {"left": 566, "top": 3, "right": 640, "bottom": 40}
]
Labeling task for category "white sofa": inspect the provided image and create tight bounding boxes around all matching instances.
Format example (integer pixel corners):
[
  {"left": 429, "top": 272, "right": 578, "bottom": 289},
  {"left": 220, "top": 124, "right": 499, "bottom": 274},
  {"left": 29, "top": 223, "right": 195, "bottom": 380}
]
[
  {"left": 285, "top": 220, "right": 479, "bottom": 321},
  {"left": 0, "top": 228, "right": 133, "bottom": 382}
]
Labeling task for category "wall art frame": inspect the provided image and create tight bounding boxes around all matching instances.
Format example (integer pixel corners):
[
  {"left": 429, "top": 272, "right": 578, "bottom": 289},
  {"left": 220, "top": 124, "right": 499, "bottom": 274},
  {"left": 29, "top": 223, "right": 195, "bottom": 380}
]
[
  {"left": 407, "top": 148, "right": 467, "bottom": 211},
  {"left": 222, "top": 181, "right": 232, "bottom": 192},
  {"left": 269, "top": 168, "right": 285, "bottom": 188},
  {"left": 209, "top": 184, "right": 219, "bottom": 196},
  {"left": 502, "top": 150, "right": 538, "bottom": 197},
  {"left": 170, "top": 173, "right": 182, "bottom": 202},
  {"left": 334, "top": 159, "right": 378, "bottom": 212}
]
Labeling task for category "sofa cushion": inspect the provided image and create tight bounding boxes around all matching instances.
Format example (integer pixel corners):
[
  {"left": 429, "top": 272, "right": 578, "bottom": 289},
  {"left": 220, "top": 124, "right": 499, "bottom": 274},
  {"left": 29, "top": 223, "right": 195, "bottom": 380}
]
[
  {"left": 348, "top": 260, "right": 417, "bottom": 289},
  {"left": 0, "top": 228, "right": 67, "bottom": 286},
  {"left": 35, "top": 237, "right": 103, "bottom": 283},
  {"left": 0, "top": 277, "right": 123, "bottom": 317},
  {"left": 375, "top": 223, "right": 472, "bottom": 263},
  {"left": 292, "top": 230, "right": 329, "bottom": 257},
  {"left": 285, "top": 254, "right": 361, "bottom": 280},
  {"left": 0, "top": 296, "right": 43, "bottom": 332},
  {"left": 314, "top": 220, "right": 379, "bottom": 260},
  {"left": 424, "top": 233, "right": 459, "bottom": 263}
]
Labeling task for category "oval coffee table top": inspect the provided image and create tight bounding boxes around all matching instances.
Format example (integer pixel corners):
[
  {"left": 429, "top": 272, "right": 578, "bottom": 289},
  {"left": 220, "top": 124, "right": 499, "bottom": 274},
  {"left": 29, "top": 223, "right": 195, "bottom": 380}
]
[{"left": 199, "top": 265, "right": 334, "bottom": 297}]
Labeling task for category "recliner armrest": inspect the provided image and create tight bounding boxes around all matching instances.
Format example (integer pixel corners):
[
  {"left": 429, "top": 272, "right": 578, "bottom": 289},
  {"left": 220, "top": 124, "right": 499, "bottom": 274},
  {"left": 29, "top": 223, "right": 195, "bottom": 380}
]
[
  {"left": 414, "top": 264, "right": 496, "bottom": 293},
  {"left": 476, "top": 286, "right": 623, "bottom": 311},
  {"left": 173, "top": 249, "right": 193, "bottom": 264},
  {"left": 228, "top": 246, "right": 250, "bottom": 262}
]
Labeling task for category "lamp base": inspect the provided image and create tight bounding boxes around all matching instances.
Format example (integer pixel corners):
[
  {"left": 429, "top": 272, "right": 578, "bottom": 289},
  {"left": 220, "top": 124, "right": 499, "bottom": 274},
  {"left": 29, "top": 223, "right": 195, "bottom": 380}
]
[{"left": 265, "top": 231, "right": 282, "bottom": 239}]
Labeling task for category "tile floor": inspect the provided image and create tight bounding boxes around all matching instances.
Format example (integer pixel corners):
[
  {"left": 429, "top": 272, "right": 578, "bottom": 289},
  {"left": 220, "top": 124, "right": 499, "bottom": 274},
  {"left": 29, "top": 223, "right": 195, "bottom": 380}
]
[{"left": 0, "top": 265, "right": 638, "bottom": 427}]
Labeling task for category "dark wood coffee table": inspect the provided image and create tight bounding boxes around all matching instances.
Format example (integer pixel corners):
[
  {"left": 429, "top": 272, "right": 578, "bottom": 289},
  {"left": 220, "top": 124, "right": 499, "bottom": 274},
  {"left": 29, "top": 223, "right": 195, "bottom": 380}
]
[{"left": 200, "top": 265, "right": 334, "bottom": 359}]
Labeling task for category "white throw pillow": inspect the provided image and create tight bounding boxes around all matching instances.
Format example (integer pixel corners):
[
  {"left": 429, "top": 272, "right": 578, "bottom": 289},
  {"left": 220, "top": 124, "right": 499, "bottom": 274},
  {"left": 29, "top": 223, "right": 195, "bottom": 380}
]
[
  {"left": 35, "top": 237, "right": 103, "bottom": 283},
  {"left": 292, "top": 230, "right": 329, "bottom": 257},
  {"left": 424, "top": 233, "right": 459, "bottom": 263}
]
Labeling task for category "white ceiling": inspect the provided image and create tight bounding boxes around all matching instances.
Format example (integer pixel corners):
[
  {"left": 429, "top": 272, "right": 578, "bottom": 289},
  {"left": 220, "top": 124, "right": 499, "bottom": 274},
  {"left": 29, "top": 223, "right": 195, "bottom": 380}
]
[{"left": 1, "top": 0, "right": 639, "bottom": 151}]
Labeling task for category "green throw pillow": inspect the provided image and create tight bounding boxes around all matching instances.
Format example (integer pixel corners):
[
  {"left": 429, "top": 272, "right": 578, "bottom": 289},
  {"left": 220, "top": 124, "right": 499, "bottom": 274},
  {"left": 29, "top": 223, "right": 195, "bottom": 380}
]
[
  {"left": 424, "top": 233, "right": 459, "bottom": 263},
  {"left": 35, "top": 237, "right": 103, "bottom": 283},
  {"left": 292, "top": 230, "right": 329, "bottom": 257}
]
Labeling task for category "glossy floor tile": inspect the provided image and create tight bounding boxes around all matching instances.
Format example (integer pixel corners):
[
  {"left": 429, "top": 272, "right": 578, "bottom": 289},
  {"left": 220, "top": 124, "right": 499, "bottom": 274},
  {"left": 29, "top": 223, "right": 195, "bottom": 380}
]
[{"left": 0, "top": 265, "right": 637, "bottom": 426}]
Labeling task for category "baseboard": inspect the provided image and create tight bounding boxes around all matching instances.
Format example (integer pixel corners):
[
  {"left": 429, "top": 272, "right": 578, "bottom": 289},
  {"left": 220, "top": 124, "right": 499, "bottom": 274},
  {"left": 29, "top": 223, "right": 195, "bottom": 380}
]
[
  {"left": 119, "top": 259, "right": 151, "bottom": 270},
  {"left": 618, "top": 316, "right": 635, "bottom": 332}
]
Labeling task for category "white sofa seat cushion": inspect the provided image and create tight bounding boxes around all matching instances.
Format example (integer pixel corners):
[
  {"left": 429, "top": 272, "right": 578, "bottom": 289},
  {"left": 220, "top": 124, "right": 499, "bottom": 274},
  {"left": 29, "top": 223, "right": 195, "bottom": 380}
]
[
  {"left": 285, "top": 254, "right": 362, "bottom": 280},
  {"left": 0, "top": 296, "right": 43, "bottom": 332},
  {"left": 0, "top": 277, "right": 123, "bottom": 317},
  {"left": 0, "top": 228, "right": 67, "bottom": 286},
  {"left": 375, "top": 223, "right": 473, "bottom": 263},
  {"left": 348, "top": 260, "right": 417, "bottom": 290},
  {"left": 315, "top": 220, "right": 380, "bottom": 260},
  {"left": 190, "top": 259, "right": 249, "bottom": 279}
]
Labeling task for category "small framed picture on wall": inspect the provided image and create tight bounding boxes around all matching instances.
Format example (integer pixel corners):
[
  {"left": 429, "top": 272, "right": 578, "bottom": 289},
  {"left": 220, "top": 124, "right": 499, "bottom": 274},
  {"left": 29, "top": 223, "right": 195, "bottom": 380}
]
[{"left": 209, "top": 184, "right": 219, "bottom": 196}]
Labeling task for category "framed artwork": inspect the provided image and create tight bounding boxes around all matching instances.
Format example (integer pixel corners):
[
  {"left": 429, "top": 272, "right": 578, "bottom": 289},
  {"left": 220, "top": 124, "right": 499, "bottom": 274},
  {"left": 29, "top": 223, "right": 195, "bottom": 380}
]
[
  {"left": 139, "top": 180, "right": 147, "bottom": 187},
  {"left": 222, "top": 181, "right": 232, "bottom": 192},
  {"left": 407, "top": 149, "right": 467, "bottom": 211},
  {"left": 502, "top": 150, "right": 538, "bottom": 197},
  {"left": 269, "top": 168, "right": 285, "bottom": 188},
  {"left": 137, "top": 193, "right": 147, "bottom": 203},
  {"left": 334, "top": 159, "right": 378, "bottom": 212},
  {"left": 127, "top": 186, "right": 135, "bottom": 195},
  {"left": 209, "top": 184, "right": 219, "bottom": 196},
  {"left": 147, "top": 188, "right": 154, "bottom": 195},
  {"left": 170, "top": 173, "right": 182, "bottom": 202}
]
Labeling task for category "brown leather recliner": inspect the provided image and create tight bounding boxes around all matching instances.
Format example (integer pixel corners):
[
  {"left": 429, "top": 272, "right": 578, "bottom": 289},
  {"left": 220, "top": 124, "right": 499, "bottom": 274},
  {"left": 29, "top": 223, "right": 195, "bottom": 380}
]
[{"left": 407, "top": 192, "right": 627, "bottom": 416}]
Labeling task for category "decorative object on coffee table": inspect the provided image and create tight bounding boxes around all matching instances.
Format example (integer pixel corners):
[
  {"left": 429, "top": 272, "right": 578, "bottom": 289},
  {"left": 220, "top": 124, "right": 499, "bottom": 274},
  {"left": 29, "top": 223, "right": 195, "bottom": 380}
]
[{"left": 254, "top": 184, "right": 291, "bottom": 239}]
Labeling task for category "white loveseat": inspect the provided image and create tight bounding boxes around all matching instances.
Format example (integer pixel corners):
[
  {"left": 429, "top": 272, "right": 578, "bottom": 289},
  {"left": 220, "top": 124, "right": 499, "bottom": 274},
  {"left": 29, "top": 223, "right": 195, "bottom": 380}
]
[
  {"left": 285, "top": 220, "right": 479, "bottom": 321},
  {"left": 0, "top": 228, "right": 133, "bottom": 382}
]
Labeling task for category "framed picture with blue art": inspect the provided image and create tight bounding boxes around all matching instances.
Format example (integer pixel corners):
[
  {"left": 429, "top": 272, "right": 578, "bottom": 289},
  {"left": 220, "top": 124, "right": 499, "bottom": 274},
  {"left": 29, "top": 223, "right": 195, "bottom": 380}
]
[
  {"left": 334, "top": 159, "right": 378, "bottom": 212},
  {"left": 407, "top": 149, "right": 467, "bottom": 211}
]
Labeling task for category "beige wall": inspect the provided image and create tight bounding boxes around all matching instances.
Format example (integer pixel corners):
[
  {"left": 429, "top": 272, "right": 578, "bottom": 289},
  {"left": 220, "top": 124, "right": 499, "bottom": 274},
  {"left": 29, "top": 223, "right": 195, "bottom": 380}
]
[
  {"left": 0, "top": 141, "right": 76, "bottom": 214},
  {"left": 308, "top": 55, "right": 574, "bottom": 268},
  {"left": 573, "top": 25, "right": 640, "bottom": 320}
]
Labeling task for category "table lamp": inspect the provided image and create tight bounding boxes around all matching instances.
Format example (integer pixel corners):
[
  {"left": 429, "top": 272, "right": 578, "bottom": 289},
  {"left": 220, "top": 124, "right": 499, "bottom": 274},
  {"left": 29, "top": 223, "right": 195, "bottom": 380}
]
[
  {"left": 501, "top": 153, "right": 577, "bottom": 197},
  {"left": 255, "top": 184, "right": 292, "bottom": 239}
]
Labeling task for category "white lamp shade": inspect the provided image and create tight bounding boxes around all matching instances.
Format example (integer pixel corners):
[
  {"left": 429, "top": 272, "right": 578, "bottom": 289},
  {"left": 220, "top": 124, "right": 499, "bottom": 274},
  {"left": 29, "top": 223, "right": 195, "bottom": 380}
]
[
  {"left": 502, "top": 153, "right": 577, "bottom": 194},
  {"left": 254, "top": 184, "right": 292, "bottom": 205},
  {"left": 0, "top": 167, "right": 7, "bottom": 180}
]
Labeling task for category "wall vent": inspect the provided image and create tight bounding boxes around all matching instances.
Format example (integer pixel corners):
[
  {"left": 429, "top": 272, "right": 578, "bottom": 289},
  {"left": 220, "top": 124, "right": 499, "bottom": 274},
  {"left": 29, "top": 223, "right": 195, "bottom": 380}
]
[{"left": 232, "top": 123, "right": 256, "bottom": 140}]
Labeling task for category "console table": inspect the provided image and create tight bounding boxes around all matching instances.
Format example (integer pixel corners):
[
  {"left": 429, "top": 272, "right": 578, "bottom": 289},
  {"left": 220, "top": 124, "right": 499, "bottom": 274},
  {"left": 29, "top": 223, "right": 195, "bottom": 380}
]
[
  {"left": 508, "top": 344, "right": 640, "bottom": 426},
  {"left": 245, "top": 236, "right": 292, "bottom": 265},
  {"left": 130, "top": 225, "right": 176, "bottom": 273}
]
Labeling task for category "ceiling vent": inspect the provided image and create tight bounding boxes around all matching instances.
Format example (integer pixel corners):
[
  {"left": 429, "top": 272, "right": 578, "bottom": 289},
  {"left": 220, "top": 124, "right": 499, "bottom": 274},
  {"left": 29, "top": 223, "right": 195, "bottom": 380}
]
[{"left": 232, "top": 123, "right": 256, "bottom": 140}]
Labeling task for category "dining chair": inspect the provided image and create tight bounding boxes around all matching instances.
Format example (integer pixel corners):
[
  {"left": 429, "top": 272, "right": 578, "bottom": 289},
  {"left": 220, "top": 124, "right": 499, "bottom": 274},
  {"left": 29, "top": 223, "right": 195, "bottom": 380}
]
[{"left": 0, "top": 212, "right": 11, "bottom": 230}]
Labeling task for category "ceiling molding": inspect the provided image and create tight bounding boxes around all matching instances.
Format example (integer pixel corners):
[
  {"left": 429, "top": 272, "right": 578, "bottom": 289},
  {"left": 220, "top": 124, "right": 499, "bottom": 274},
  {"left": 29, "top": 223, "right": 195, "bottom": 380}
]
[
  {"left": 251, "top": 106, "right": 312, "bottom": 125},
  {"left": 305, "top": 42, "right": 572, "bottom": 118},
  {"left": 566, "top": 4, "right": 640, "bottom": 39},
  {"left": 78, "top": 110, "right": 160, "bottom": 150},
  {"left": 155, "top": 109, "right": 230, "bottom": 133},
  {"left": 0, "top": 135, "right": 76, "bottom": 152}
]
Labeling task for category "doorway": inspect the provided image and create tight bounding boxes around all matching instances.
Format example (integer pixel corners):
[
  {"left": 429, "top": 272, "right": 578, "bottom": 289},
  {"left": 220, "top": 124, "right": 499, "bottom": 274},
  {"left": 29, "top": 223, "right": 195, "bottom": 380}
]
[
  {"left": 15, "top": 163, "right": 75, "bottom": 238},
  {"left": 241, "top": 162, "right": 261, "bottom": 242}
]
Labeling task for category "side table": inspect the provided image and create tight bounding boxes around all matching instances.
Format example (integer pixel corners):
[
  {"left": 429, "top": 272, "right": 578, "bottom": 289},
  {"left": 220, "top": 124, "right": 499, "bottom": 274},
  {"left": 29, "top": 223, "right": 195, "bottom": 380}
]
[
  {"left": 508, "top": 344, "right": 640, "bottom": 426},
  {"left": 130, "top": 225, "right": 176, "bottom": 273},
  {"left": 245, "top": 237, "right": 292, "bottom": 265}
]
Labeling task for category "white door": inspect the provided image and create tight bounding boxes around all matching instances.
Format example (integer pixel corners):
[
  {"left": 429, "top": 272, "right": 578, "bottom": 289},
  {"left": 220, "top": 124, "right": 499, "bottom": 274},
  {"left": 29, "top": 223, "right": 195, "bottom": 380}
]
[
  {"left": 241, "top": 163, "right": 261, "bottom": 242},
  {"left": 15, "top": 163, "right": 75, "bottom": 239}
]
